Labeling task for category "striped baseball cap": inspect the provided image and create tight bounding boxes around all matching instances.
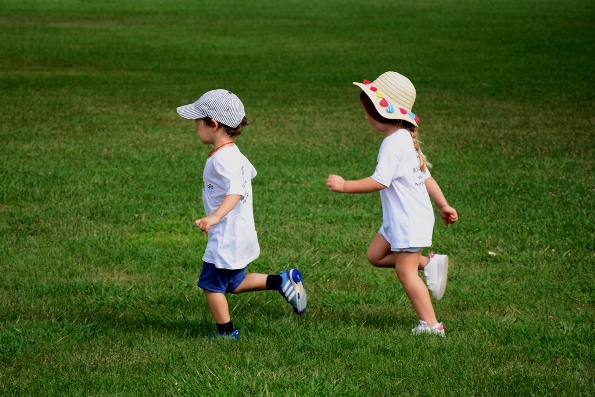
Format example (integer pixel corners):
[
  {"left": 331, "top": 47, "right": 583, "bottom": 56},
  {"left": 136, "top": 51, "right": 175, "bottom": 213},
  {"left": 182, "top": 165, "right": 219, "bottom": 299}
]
[{"left": 177, "top": 89, "right": 245, "bottom": 128}]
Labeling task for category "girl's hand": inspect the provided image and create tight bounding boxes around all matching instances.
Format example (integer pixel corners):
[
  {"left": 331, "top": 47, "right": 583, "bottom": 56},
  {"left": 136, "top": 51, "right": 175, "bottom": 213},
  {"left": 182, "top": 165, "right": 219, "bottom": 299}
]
[
  {"left": 326, "top": 174, "right": 345, "bottom": 192},
  {"left": 195, "top": 214, "right": 221, "bottom": 233},
  {"left": 439, "top": 206, "right": 458, "bottom": 225}
]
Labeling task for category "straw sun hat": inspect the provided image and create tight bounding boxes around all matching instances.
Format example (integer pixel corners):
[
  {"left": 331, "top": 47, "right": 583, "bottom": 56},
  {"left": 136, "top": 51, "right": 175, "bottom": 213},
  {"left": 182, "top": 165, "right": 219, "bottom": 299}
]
[{"left": 353, "top": 71, "right": 419, "bottom": 126}]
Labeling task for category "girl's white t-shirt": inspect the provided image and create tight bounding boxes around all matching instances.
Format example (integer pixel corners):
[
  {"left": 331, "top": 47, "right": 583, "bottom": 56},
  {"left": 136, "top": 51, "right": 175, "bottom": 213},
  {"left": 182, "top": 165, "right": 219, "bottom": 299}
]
[
  {"left": 202, "top": 145, "right": 260, "bottom": 269},
  {"left": 371, "top": 129, "right": 435, "bottom": 250}
]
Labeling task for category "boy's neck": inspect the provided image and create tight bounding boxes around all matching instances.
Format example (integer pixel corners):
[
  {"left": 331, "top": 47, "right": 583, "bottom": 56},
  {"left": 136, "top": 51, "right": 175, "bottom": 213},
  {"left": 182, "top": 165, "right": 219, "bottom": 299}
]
[
  {"left": 212, "top": 134, "right": 234, "bottom": 147},
  {"left": 210, "top": 127, "right": 235, "bottom": 146},
  {"left": 208, "top": 135, "right": 235, "bottom": 157}
]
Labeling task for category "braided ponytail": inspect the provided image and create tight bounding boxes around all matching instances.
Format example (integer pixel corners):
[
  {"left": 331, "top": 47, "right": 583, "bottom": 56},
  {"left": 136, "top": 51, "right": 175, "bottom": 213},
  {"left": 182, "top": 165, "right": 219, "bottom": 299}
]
[{"left": 409, "top": 128, "right": 431, "bottom": 172}]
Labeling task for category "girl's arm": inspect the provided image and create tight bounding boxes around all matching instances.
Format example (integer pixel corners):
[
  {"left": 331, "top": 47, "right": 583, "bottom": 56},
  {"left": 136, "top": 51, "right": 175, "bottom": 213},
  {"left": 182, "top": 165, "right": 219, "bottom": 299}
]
[
  {"left": 425, "top": 176, "right": 458, "bottom": 225},
  {"left": 327, "top": 175, "right": 386, "bottom": 193},
  {"left": 195, "top": 194, "right": 242, "bottom": 233}
]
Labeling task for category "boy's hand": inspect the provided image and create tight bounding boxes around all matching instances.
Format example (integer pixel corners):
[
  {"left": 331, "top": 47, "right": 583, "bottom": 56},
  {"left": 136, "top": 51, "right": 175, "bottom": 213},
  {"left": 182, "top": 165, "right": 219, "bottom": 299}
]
[
  {"left": 195, "top": 194, "right": 242, "bottom": 233},
  {"left": 326, "top": 174, "right": 345, "bottom": 192},
  {"left": 195, "top": 214, "right": 221, "bottom": 233},
  {"left": 439, "top": 206, "right": 458, "bottom": 225}
]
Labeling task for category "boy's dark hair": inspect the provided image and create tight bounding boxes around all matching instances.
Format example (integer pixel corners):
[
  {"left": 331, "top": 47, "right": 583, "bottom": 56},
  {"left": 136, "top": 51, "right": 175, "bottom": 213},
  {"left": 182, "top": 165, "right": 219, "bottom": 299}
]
[{"left": 202, "top": 116, "right": 249, "bottom": 138}]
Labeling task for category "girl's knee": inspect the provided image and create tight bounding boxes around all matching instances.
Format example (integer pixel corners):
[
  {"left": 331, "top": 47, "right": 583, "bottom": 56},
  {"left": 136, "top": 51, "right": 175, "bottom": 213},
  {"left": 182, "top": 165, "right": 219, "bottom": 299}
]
[
  {"left": 395, "top": 268, "right": 409, "bottom": 282},
  {"left": 366, "top": 252, "right": 382, "bottom": 267},
  {"left": 369, "top": 260, "right": 385, "bottom": 268}
]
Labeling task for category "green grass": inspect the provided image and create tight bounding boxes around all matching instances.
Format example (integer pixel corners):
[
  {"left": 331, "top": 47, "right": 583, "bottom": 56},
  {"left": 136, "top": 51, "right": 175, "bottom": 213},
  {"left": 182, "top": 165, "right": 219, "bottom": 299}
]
[{"left": 1, "top": 0, "right": 594, "bottom": 395}]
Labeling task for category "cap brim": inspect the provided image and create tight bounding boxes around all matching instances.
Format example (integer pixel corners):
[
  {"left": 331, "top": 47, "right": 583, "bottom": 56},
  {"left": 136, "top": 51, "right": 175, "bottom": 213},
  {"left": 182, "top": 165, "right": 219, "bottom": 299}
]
[
  {"left": 353, "top": 82, "right": 418, "bottom": 126},
  {"left": 177, "top": 103, "right": 205, "bottom": 120}
]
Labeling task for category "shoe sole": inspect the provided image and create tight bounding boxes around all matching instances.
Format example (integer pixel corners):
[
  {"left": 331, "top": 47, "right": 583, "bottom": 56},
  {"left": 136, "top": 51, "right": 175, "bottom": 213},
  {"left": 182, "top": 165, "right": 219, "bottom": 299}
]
[
  {"left": 412, "top": 323, "right": 445, "bottom": 337},
  {"left": 412, "top": 329, "right": 446, "bottom": 337},
  {"left": 434, "top": 256, "right": 448, "bottom": 300},
  {"left": 289, "top": 269, "right": 307, "bottom": 315}
]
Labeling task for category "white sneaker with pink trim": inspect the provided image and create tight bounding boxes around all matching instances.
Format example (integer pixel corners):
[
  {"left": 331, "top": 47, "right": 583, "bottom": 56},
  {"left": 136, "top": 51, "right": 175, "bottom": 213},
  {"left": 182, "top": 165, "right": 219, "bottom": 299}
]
[
  {"left": 411, "top": 320, "right": 445, "bottom": 337},
  {"left": 423, "top": 253, "right": 448, "bottom": 300}
]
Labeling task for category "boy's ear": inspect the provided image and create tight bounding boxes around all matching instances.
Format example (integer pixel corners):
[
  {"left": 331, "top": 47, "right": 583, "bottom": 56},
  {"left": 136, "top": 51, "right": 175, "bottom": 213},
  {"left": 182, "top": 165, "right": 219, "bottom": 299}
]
[{"left": 210, "top": 118, "right": 219, "bottom": 130}]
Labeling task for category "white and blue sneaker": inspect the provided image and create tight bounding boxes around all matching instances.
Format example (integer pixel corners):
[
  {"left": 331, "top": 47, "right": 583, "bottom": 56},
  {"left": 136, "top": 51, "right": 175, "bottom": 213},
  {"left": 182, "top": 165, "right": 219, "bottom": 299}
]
[
  {"left": 278, "top": 268, "right": 307, "bottom": 315},
  {"left": 209, "top": 329, "right": 240, "bottom": 340}
]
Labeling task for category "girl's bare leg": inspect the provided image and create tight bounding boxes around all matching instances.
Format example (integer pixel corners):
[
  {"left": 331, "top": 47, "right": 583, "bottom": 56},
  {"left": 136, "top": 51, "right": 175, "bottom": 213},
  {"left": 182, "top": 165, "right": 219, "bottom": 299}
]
[
  {"left": 394, "top": 251, "right": 438, "bottom": 327},
  {"left": 418, "top": 255, "right": 429, "bottom": 271},
  {"left": 367, "top": 234, "right": 395, "bottom": 268},
  {"left": 368, "top": 234, "right": 429, "bottom": 271}
]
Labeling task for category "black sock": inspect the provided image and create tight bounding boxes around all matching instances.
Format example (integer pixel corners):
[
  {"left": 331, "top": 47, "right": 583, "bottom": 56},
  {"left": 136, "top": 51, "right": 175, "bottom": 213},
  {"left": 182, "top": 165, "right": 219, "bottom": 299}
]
[
  {"left": 266, "top": 274, "right": 282, "bottom": 290},
  {"left": 216, "top": 321, "right": 235, "bottom": 334}
]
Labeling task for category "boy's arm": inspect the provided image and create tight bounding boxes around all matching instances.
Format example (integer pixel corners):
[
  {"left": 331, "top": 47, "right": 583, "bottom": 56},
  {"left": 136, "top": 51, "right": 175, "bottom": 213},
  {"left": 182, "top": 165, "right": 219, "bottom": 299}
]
[
  {"left": 425, "top": 176, "right": 458, "bottom": 225},
  {"left": 195, "top": 194, "right": 242, "bottom": 233},
  {"left": 327, "top": 175, "right": 386, "bottom": 193}
]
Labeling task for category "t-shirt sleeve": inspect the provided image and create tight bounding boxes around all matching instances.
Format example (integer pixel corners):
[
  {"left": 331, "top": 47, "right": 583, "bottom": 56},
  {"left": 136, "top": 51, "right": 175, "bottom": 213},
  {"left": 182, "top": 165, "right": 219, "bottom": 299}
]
[
  {"left": 371, "top": 139, "right": 400, "bottom": 187},
  {"left": 213, "top": 156, "right": 246, "bottom": 197},
  {"left": 248, "top": 160, "right": 257, "bottom": 180},
  {"left": 421, "top": 167, "right": 431, "bottom": 180}
]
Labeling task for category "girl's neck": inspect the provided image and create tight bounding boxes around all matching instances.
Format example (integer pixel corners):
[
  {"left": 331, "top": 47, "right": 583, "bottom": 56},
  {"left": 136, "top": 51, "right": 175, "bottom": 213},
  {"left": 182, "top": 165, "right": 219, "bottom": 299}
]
[
  {"left": 380, "top": 126, "right": 400, "bottom": 137},
  {"left": 373, "top": 120, "right": 400, "bottom": 136}
]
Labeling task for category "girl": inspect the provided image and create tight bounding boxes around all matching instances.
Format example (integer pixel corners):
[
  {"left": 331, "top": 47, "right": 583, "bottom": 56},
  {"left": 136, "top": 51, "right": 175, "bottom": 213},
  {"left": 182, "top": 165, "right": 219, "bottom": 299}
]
[{"left": 326, "top": 71, "right": 458, "bottom": 336}]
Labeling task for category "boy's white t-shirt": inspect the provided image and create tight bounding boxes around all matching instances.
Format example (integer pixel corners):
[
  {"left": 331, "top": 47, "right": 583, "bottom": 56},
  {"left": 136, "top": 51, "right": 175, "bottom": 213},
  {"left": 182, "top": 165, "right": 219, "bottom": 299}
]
[
  {"left": 370, "top": 129, "right": 435, "bottom": 250},
  {"left": 202, "top": 145, "right": 260, "bottom": 270}
]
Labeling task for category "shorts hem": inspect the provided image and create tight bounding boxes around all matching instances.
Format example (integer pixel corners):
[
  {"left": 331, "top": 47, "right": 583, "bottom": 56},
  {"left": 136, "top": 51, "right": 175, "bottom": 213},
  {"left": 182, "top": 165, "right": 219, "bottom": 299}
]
[{"left": 392, "top": 247, "right": 423, "bottom": 253}]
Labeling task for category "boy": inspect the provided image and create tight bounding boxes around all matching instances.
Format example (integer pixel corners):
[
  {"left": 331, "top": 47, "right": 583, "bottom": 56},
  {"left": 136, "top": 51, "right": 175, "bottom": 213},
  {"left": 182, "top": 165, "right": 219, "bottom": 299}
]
[{"left": 177, "top": 89, "right": 307, "bottom": 339}]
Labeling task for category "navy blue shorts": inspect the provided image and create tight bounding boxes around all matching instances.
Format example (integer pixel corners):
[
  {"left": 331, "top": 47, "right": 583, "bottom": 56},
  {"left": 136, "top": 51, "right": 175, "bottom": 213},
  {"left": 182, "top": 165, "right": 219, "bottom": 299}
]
[{"left": 197, "top": 262, "right": 247, "bottom": 293}]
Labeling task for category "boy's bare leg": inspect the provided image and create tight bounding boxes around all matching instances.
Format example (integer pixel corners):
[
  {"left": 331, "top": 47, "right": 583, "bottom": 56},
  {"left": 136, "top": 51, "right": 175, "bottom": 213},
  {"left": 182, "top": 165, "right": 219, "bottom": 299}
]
[
  {"left": 204, "top": 291, "right": 231, "bottom": 324},
  {"left": 231, "top": 273, "right": 268, "bottom": 293}
]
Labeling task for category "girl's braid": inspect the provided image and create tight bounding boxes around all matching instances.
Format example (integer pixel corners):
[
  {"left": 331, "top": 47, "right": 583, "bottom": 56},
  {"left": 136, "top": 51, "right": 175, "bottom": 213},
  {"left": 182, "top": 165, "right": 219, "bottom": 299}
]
[{"left": 409, "top": 128, "right": 431, "bottom": 172}]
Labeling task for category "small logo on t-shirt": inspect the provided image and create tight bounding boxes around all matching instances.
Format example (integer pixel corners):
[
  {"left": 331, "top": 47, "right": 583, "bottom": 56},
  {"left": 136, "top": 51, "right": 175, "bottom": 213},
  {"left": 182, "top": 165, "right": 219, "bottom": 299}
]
[
  {"left": 241, "top": 166, "right": 247, "bottom": 189},
  {"left": 207, "top": 183, "right": 214, "bottom": 190}
]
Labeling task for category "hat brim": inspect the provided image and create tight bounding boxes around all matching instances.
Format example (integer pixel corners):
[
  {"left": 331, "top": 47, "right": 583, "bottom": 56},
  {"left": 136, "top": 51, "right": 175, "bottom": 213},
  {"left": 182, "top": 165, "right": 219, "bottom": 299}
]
[
  {"left": 177, "top": 103, "right": 206, "bottom": 120},
  {"left": 353, "top": 82, "right": 418, "bottom": 127}
]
